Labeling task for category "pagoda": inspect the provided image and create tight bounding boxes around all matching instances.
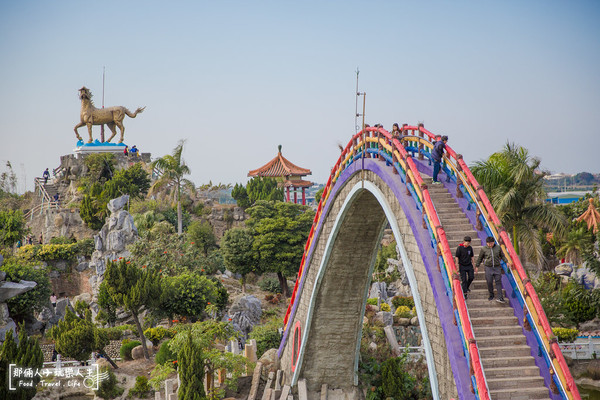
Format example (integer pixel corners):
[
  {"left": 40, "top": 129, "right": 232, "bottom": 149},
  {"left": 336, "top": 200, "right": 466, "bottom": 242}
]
[{"left": 248, "top": 145, "right": 312, "bottom": 205}]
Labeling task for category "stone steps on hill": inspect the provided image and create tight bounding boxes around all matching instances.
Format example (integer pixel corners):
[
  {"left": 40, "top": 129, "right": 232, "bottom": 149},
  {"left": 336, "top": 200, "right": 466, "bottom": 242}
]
[{"left": 426, "top": 180, "right": 549, "bottom": 399}]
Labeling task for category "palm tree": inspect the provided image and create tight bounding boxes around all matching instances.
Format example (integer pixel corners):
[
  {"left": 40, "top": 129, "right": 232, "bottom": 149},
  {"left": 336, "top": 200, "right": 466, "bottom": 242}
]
[
  {"left": 150, "top": 140, "right": 195, "bottom": 234},
  {"left": 556, "top": 227, "right": 587, "bottom": 265},
  {"left": 471, "top": 142, "right": 566, "bottom": 268}
]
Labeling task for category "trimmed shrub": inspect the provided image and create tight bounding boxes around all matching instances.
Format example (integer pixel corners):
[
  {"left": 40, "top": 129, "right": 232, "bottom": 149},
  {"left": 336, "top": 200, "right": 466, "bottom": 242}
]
[
  {"left": 95, "top": 366, "right": 124, "bottom": 399},
  {"left": 258, "top": 276, "right": 281, "bottom": 293},
  {"left": 144, "top": 326, "right": 176, "bottom": 345},
  {"left": 119, "top": 340, "right": 141, "bottom": 360},
  {"left": 392, "top": 296, "right": 414, "bottom": 309},
  {"left": 129, "top": 376, "right": 152, "bottom": 398},
  {"left": 552, "top": 327, "right": 579, "bottom": 343},
  {"left": 366, "top": 298, "right": 378, "bottom": 306},
  {"left": 155, "top": 340, "right": 177, "bottom": 366},
  {"left": 249, "top": 317, "right": 282, "bottom": 358},
  {"left": 380, "top": 303, "right": 391, "bottom": 312},
  {"left": 394, "top": 306, "right": 412, "bottom": 318}
]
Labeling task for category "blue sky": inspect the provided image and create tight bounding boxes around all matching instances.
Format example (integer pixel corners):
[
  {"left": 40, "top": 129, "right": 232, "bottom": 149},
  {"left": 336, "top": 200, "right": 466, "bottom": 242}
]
[{"left": 1, "top": 1, "right": 599, "bottom": 193}]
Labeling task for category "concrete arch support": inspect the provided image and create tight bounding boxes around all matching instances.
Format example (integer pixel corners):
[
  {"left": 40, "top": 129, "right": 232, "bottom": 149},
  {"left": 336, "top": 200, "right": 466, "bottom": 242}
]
[{"left": 280, "top": 160, "right": 463, "bottom": 400}]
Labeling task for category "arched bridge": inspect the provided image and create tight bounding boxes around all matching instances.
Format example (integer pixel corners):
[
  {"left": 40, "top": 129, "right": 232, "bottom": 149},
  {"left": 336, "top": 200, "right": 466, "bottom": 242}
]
[{"left": 276, "top": 126, "right": 580, "bottom": 400}]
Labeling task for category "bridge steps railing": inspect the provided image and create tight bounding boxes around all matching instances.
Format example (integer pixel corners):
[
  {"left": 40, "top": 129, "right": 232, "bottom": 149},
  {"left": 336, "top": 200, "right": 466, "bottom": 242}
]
[{"left": 282, "top": 126, "right": 491, "bottom": 399}]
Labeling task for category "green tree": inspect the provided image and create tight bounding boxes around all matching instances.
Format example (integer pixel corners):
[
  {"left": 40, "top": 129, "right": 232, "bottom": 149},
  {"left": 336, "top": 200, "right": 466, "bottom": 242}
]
[
  {"left": 99, "top": 259, "right": 161, "bottom": 359},
  {"left": 381, "top": 355, "right": 420, "bottom": 400},
  {"left": 158, "top": 273, "right": 221, "bottom": 322},
  {"left": 471, "top": 142, "right": 566, "bottom": 267},
  {"left": 246, "top": 177, "right": 284, "bottom": 203},
  {"left": 0, "top": 260, "right": 51, "bottom": 322},
  {"left": 0, "top": 326, "right": 44, "bottom": 400},
  {"left": 178, "top": 333, "right": 206, "bottom": 400},
  {"left": 246, "top": 201, "right": 314, "bottom": 297},
  {"left": 248, "top": 317, "right": 282, "bottom": 358},
  {"left": 556, "top": 226, "right": 590, "bottom": 265},
  {"left": 187, "top": 220, "right": 217, "bottom": 256},
  {"left": 221, "top": 227, "right": 255, "bottom": 292},
  {"left": 374, "top": 241, "right": 397, "bottom": 277},
  {"left": 0, "top": 209, "right": 28, "bottom": 248},
  {"left": 231, "top": 183, "right": 250, "bottom": 209},
  {"left": 169, "top": 320, "right": 249, "bottom": 398},
  {"left": 80, "top": 153, "right": 116, "bottom": 189},
  {"left": 150, "top": 140, "right": 195, "bottom": 235},
  {"left": 49, "top": 308, "right": 118, "bottom": 368}
]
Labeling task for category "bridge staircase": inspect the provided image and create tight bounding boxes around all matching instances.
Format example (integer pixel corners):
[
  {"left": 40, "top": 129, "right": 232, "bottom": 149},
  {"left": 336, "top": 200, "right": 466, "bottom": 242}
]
[{"left": 426, "top": 178, "right": 550, "bottom": 399}]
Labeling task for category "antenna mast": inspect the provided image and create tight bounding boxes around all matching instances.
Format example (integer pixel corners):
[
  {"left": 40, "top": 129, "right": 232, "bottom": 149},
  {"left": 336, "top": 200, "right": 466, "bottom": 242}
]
[{"left": 355, "top": 68, "right": 366, "bottom": 133}]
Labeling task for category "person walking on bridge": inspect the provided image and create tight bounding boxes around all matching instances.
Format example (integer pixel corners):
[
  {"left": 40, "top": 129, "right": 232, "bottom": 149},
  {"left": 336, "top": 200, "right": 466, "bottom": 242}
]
[
  {"left": 475, "top": 236, "right": 512, "bottom": 303},
  {"left": 431, "top": 135, "right": 448, "bottom": 184},
  {"left": 455, "top": 236, "right": 477, "bottom": 299}
]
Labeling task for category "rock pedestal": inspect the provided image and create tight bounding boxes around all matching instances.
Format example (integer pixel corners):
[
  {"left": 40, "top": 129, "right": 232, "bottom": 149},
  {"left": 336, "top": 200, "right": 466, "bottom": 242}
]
[{"left": 0, "top": 277, "right": 37, "bottom": 343}]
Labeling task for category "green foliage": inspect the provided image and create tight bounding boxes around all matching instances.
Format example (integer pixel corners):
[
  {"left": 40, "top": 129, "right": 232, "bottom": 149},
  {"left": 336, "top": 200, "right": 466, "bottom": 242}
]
[
  {"left": 248, "top": 317, "right": 282, "bottom": 358},
  {"left": 563, "top": 281, "right": 596, "bottom": 324},
  {"left": 163, "top": 207, "right": 191, "bottom": 232},
  {"left": 120, "top": 340, "right": 141, "bottom": 360},
  {"left": 0, "top": 209, "right": 28, "bottom": 248},
  {"left": 391, "top": 296, "right": 415, "bottom": 309},
  {"left": 0, "top": 259, "right": 51, "bottom": 320},
  {"left": 49, "top": 308, "right": 109, "bottom": 362},
  {"left": 178, "top": 333, "right": 206, "bottom": 400},
  {"left": 380, "top": 355, "right": 420, "bottom": 400},
  {"left": 82, "top": 153, "right": 116, "bottom": 187},
  {"left": 129, "top": 230, "right": 219, "bottom": 276},
  {"left": 552, "top": 327, "right": 579, "bottom": 343},
  {"left": 129, "top": 375, "right": 152, "bottom": 398},
  {"left": 155, "top": 339, "right": 178, "bottom": 366},
  {"left": 231, "top": 183, "right": 250, "bottom": 209},
  {"left": 471, "top": 143, "right": 567, "bottom": 266},
  {"left": 49, "top": 236, "right": 75, "bottom": 244},
  {"left": 95, "top": 366, "right": 124, "bottom": 399},
  {"left": 100, "top": 259, "right": 162, "bottom": 360},
  {"left": 156, "top": 272, "right": 223, "bottom": 322},
  {"left": 80, "top": 192, "right": 105, "bottom": 230},
  {"left": 380, "top": 303, "right": 391, "bottom": 312},
  {"left": 150, "top": 140, "right": 195, "bottom": 235},
  {"left": 246, "top": 200, "right": 315, "bottom": 296},
  {"left": 0, "top": 327, "right": 44, "bottom": 400},
  {"left": 247, "top": 177, "right": 284, "bottom": 203},
  {"left": 98, "top": 325, "right": 135, "bottom": 340},
  {"left": 222, "top": 227, "right": 255, "bottom": 286},
  {"left": 144, "top": 326, "right": 176, "bottom": 345},
  {"left": 187, "top": 220, "right": 217, "bottom": 256},
  {"left": 149, "top": 363, "right": 176, "bottom": 390},
  {"left": 374, "top": 241, "right": 397, "bottom": 275},
  {"left": 258, "top": 276, "right": 281, "bottom": 294},
  {"left": 314, "top": 187, "right": 324, "bottom": 203},
  {"left": 366, "top": 298, "right": 378, "bottom": 306}
]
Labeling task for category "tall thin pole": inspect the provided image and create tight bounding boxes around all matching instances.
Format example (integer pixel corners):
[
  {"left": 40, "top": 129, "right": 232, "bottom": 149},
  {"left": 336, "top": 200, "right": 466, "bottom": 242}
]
[
  {"left": 355, "top": 68, "right": 360, "bottom": 134},
  {"left": 100, "top": 66, "right": 105, "bottom": 142}
]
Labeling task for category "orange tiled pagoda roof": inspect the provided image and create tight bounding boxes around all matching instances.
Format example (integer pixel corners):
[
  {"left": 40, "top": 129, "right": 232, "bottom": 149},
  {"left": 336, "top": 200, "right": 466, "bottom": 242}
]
[{"left": 248, "top": 146, "right": 312, "bottom": 178}]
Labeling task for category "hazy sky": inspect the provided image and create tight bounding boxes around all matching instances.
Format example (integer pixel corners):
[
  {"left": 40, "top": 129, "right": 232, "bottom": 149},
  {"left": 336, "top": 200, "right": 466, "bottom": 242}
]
[{"left": 1, "top": 1, "right": 599, "bottom": 193}]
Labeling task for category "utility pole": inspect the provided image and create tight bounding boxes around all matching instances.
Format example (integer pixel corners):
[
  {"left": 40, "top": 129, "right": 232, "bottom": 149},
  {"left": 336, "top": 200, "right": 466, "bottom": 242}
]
[{"left": 100, "top": 66, "right": 105, "bottom": 142}]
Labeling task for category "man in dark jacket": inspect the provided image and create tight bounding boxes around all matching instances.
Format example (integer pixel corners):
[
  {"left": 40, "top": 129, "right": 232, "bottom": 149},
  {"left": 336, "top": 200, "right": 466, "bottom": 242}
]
[
  {"left": 431, "top": 135, "right": 448, "bottom": 184},
  {"left": 455, "top": 236, "right": 477, "bottom": 299},
  {"left": 475, "top": 236, "right": 512, "bottom": 303}
]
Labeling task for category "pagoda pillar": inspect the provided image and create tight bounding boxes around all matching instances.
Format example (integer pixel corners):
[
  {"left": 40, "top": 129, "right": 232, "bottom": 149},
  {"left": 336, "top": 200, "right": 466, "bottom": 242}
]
[
  {"left": 302, "top": 187, "right": 306, "bottom": 205},
  {"left": 286, "top": 187, "right": 290, "bottom": 202},
  {"left": 293, "top": 187, "right": 297, "bottom": 204}
]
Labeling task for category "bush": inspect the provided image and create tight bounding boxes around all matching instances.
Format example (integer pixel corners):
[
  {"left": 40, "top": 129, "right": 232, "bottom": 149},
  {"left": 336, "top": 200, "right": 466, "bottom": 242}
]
[
  {"left": 95, "top": 366, "right": 124, "bottom": 399},
  {"left": 129, "top": 376, "right": 152, "bottom": 398},
  {"left": 258, "top": 276, "right": 281, "bottom": 293},
  {"left": 366, "top": 298, "right": 378, "bottom": 306},
  {"left": 563, "top": 281, "right": 596, "bottom": 325},
  {"left": 248, "top": 317, "right": 282, "bottom": 358},
  {"left": 391, "top": 296, "right": 415, "bottom": 309},
  {"left": 155, "top": 340, "right": 177, "bottom": 366},
  {"left": 1, "top": 259, "right": 52, "bottom": 319},
  {"left": 120, "top": 340, "right": 141, "bottom": 360},
  {"left": 380, "top": 303, "right": 391, "bottom": 312},
  {"left": 394, "top": 306, "right": 412, "bottom": 318},
  {"left": 552, "top": 327, "right": 579, "bottom": 343},
  {"left": 144, "top": 326, "right": 176, "bottom": 346}
]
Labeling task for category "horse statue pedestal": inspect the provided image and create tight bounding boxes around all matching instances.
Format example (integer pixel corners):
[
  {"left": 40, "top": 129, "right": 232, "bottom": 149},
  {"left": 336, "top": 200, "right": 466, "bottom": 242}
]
[{"left": 73, "top": 140, "right": 127, "bottom": 156}]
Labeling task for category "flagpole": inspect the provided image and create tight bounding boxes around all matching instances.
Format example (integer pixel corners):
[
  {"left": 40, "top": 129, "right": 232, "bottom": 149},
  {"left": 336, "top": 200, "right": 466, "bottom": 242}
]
[{"left": 100, "top": 66, "right": 105, "bottom": 142}]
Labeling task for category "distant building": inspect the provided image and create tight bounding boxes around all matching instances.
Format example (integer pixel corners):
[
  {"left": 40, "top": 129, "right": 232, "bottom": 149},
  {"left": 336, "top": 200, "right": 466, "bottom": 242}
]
[
  {"left": 546, "top": 191, "right": 595, "bottom": 205},
  {"left": 248, "top": 145, "right": 312, "bottom": 205}
]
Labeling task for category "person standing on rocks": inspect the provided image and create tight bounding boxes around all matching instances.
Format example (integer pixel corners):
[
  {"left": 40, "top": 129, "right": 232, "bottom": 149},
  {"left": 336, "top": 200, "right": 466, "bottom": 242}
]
[
  {"left": 455, "top": 236, "right": 477, "bottom": 299},
  {"left": 475, "top": 236, "right": 512, "bottom": 303},
  {"left": 43, "top": 168, "right": 50, "bottom": 184}
]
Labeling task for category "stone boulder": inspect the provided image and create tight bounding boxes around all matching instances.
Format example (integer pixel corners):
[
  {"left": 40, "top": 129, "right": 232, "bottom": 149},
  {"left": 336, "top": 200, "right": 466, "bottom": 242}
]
[
  {"left": 226, "top": 295, "right": 262, "bottom": 339},
  {"left": 369, "top": 281, "right": 388, "bottom": 303},
  {"left": 373, "top": 311, "right": 393, "bottom": 327},
  {"left": 258, "top": 348, "right": 279, "bottom": 380},
  {"left": 0, "top": 280, "right": 37, "bottom": 302},
  {"left": 555, "top": 263, "right": 574, "bottom": 276},
  {"left": 131, "top": 341, "right": 154, "bottom": 360}
]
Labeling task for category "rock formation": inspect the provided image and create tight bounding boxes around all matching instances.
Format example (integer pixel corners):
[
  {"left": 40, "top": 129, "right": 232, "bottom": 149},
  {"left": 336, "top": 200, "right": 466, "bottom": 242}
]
[{"left": 0, "top": 276, "right": 37, "bottom": 342}]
